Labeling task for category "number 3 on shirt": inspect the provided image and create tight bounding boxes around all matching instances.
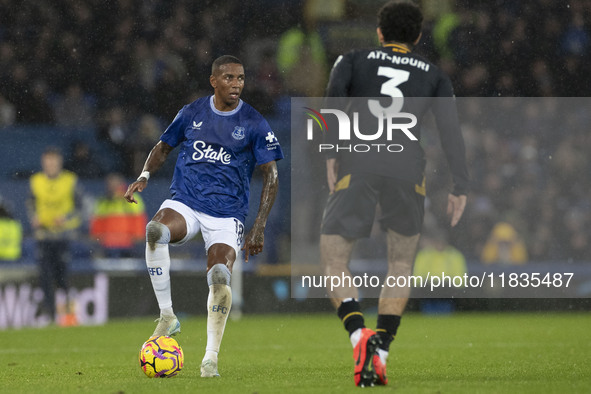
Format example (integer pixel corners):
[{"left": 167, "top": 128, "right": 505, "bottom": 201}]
[{"left": 368, "top": 66, "right": 410, "bottom": 117}]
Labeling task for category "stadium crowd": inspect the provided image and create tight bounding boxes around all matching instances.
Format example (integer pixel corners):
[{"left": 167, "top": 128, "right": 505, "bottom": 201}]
[
  {"left": 417, "top": 0, "right": 591, "bottom": 262},
  {"left": 0, "top": 0, "right": 590, "bottom": 263}
]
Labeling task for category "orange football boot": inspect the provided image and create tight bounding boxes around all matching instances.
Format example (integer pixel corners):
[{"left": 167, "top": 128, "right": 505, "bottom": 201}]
[{"left": 353, "top": 328, "right": 381, "bottom": 387}]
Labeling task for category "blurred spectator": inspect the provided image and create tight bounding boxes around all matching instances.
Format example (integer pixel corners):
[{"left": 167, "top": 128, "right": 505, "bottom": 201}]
[
  {"left": 64, "top": 140, "right": 104, "bottom": 179},
  {"left": 414, "top": 228, "right": 467, "bottom": 281},
  {"left": 30, "top": 80, "right": 55, "bottom": 124},
  {"left": 431, "top": 9, "right": 460, "bottom": 61},
  {"left": 53, "top": 83, "right": 95, "bottom": 129},
  {"left": 529, "top": 59, "right": 554, "bottom": 97},
  {"left": 0, "top": 42, "right": 16, "bottom": 82},
  {"left": 0, "top": 94, "right": 16, "bottom": 127},
  {"left": 3, "top": 65, "right": 34, "bottom": 123},
  {"left": 413, "top": 227, "right": 467, "bottom": 314},
  {"left": 480, "top": 222, "right": 528, "bottom": 265},
  {"left": 131, "top": 114, "right": 162, "bottom": 176},
  {"left": 561, "top": 11, "right": 589, "bottom": 56},
  {"left": 457, "top": 64, "right": 490, "bottom": 96},
  {"left": 98, "top": 106, "right": 133, "bottom": 175},
  {"left": 154, "top": 63, "right": 190, "bottom": 120},
  {"left": 256, "top": 47, "right": 284, "bottom": 101},
  {"left": 277, "top": 3, "right": 328, "bottom": 96},
  {"left": 99, "top": 107, "right": 129, "bottom": 147},
  {"left": 243, "top": 43, "right": 283, "bottom": 115},
  {"left": 0, "top": 196, "right": 22, "bottom": 261},
  {"left": 551, "top": 132, "right": 587, "bottom": 190},
  {"left": 557, "top": 206, "right": 591, "bottom": 262},
  {"left": 27, "top": 147, "right": 81, "bottom": 326},
  {"left": 89, "top": 173, "right": 147, "bottom": 258}
]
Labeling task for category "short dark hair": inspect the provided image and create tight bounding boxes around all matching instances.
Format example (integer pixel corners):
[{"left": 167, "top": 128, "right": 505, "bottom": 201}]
[
  {"left": 211, "top": 55, "right": 243, "bottom": 75},
  {"left": 378, "top": 1, "right": 423, "bottom": 45},
  {"left": 42, "top": 146, "right": 62, "bottom": 157}
]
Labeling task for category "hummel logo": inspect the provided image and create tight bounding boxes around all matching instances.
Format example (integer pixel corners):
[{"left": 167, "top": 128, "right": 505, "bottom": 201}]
[{"left": 192, "top": 121, "right": 203, "bottom": 129}]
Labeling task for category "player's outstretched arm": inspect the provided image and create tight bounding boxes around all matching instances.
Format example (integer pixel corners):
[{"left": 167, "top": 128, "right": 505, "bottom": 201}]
[
  {"left": 124, "top": 141, "right": 174, "bottom": 204},
  {"left": 242, "top": 160, "right": 278, "bottom": 262}
]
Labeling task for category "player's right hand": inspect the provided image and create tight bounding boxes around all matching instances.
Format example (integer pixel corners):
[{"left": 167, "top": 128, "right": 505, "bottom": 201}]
[
  {"left": 326, "top": 158, "right": 338, "bottom": 193},
  {"left": 447, "top": 193, "right": 467, "bottom": 227},
  {"left": 124, "top": 179, "right": 147, "bottom": 204}
]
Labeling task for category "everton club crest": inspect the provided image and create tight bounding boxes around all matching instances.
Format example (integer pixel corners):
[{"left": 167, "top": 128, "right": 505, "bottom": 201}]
[{"left": 232, "top": 126, "right": 245, "bottom": 140}]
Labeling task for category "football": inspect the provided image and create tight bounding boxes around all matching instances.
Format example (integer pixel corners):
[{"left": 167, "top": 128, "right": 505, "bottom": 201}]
[{"left": 139, "top": 336, "right": 184, "bottom": 378}]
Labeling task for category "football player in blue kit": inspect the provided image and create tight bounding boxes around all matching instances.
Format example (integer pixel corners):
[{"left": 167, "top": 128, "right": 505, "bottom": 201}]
[{"left": 124, "top": 55, "right": 283, "bottom": 378}]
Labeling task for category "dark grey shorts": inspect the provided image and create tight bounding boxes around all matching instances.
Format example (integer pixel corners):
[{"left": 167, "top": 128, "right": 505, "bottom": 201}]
[{"left": 320, "top": 173, "right": 425, "bottom": 238}]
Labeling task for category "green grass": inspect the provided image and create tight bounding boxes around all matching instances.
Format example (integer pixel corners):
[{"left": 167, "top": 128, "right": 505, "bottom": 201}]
[{"left": 0, "top": 312, "right": 590, "bottom": 393}]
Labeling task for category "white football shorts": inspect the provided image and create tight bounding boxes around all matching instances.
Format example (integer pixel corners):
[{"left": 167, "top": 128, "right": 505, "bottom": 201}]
[{"left": 159, "top": 199, "right": 244, "bottom": 255}]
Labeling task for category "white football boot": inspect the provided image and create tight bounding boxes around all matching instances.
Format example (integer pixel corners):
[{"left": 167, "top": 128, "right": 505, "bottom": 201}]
[
  {"left": 152, "top": 314, "right": 181, "bottom": 337},
  {"left": 200, "top": 359, "right": 220, "bottom": 377}
]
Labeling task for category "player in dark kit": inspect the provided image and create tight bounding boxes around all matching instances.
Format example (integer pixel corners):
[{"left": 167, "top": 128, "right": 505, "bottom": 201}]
[
  {"left": 125, "top": 55, "right": 283, "bottom": 378},
  {"left": 320, "top": 2, "right": 469, "bottom": 387}
]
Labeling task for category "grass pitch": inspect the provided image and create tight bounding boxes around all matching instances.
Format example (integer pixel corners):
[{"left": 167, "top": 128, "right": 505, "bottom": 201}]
[{"left": 0, "top": 312, "right": 589, "bottom": 393}]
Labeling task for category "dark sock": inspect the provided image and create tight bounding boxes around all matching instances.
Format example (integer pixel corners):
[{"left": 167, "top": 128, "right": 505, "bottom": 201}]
[
  {"left": 376, "top": 314, "right": 401, "bottom": 351},
  {"left": 337, "top": 299, "right": 365, "bottom": 336}
]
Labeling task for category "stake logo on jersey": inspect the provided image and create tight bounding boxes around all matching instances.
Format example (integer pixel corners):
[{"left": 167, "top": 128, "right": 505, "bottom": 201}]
[
  {"left": 192, "top": 140, "right": 233, "bottom": 164},
  {"left": 159, "top": 95, "right": 284, "bottom": 223}
]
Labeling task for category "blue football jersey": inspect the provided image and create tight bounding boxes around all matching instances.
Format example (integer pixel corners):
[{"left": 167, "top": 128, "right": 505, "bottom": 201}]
[{"left": 160, "top": 96, "right": 284, "bottom": 223}]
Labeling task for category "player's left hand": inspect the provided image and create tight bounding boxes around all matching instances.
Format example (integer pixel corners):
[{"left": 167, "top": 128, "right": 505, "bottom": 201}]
[
  {"left": 447, "top": 193, "right": 467, "bottom": 227},
  {"left": 242, "top": 225, "right": 265, "bottom": 262}
]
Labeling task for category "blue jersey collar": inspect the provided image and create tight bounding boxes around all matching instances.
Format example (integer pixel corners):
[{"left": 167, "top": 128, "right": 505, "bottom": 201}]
[{"left": 209, "top": 95, "right": 243, "bottom": 116}]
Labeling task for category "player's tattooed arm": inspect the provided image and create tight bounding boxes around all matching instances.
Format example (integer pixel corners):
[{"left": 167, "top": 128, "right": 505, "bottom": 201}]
[
  {"left": 242, "top": 160, "right": 278, "bottom": 262},
  {"left": 124, "top": 141, "right": 174, "bottom": 204}
]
